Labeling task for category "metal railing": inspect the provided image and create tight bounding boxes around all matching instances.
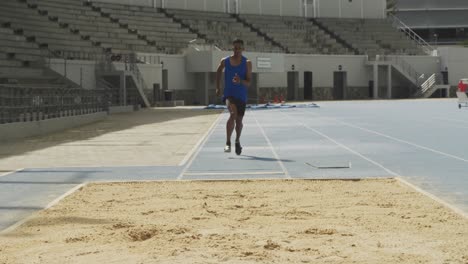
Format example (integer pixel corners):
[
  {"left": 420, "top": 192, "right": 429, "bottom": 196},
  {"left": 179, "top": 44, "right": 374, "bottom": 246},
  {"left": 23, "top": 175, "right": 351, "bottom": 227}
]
[
  {"left": 377, "top": 55, "right": 440, "bottom": 97},
  {"left": 388, "top": 14, "right": 435, "bottom": 56},
  {"left": 380, "top": 55, "right": 424, "bottom": 86},
  {"left": 0, "top": 50, "right": 125, "bottom": 125},
  {"left": 419, "top": 73, "right": 437, "bottom": 94},
  {"left": 0, "top": 85, "right": 108, "bottom": 124},
  {"left": 414, "top": 73, "right": 444, "bottom": 98},
  {"left": 125, "top": 53, "right": 151, "bottom": 107},
  {"left": 94, "top": 52, "right": 160, "bottom": 107},
  {"left": 188, "top": 39, "right": 222, "bottom": 51},
  {"left": 0, "top": 49, "right": 164, "bottom": 124}
]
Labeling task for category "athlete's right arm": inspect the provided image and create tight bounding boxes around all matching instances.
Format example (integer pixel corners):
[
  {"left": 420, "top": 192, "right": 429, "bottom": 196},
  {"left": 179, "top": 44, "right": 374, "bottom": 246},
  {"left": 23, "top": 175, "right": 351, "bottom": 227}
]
[{"left": 215, "top": 59, "right": 225, "bottom": 96}]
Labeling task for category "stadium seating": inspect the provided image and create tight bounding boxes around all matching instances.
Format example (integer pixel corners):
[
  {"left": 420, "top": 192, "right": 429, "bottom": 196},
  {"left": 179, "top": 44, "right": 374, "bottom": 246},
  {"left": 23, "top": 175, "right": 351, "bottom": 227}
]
[
  {"left": 0, "top": 0, "right": 424, "bottom": 57},
  {"left": 166, "top": 9, "right": 283, "bottom": 53},
  {"left": 0, "top": 0, "right": 431, "bottom": 114},
  {"left": 240, "top": 14, "right": 351, "bottom": 55},
  {"left": 0, "top": 17, "right": 52, "bottom": 85},
  {"left": 316, "top": 18, "right": 425, "bottom": 57},
  {"left": 27, "top": 0, "right": 161, "bottom": 54},
  {"left": 0, "top": 26, "right": 43, "bottom": 70},
  {"left": 0, "top": 0, "right": 104, "bottom": 58},
  {"left": 90, "top": 2, "right": 199, "bottom": 54}
]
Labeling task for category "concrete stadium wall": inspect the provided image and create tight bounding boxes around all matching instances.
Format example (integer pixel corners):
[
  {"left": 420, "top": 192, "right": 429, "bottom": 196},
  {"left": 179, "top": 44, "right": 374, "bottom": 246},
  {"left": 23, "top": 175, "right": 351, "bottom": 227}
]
[
  {"left": 185, "top": 50, "right": 441, "bottom": 102},
  {"left": 395, "top": 55, "right": 441, "bottom": 81},
  {"left": 49, "top": 55, "right": 194, "bottom": 103},
  {"left": 397, "top": 0, "right": 468, "bottom": 10},
  {"left": 158, "top": 54, "right": 190, "bottom": 92},
  {"left": 55, "top": 52, "right": 441, "bottom": 104},
  {"left": 0, "top": 112, "right": 107, "bottom": 142},
  {"left": 317, "top": 0, "right": 385, "bottom": 19},
  {"left": 138, "top": 64, "right": 163, "bottom": 89},
  {"left": 119, "top": 53, "right": 193, "bottom": 102},
  {"left": 438, "top": 47, "right": 468, "bottom": 87},
  {"left": 361, "top": 0, "right": 386, "bottom": 19},
  {"left": 187, "top": 51, "right": 373, "bottom": 101},
  {"left": 111, "top": 61, "right": 163, "bottom": 90},
  {"left": 284, "top": 54, "right": 369, "bottom": 88},
  {"left": 49, "top": 59, "right": 97, "bottom": 90},
  {"left": 109, "top": 105, "right": 135, "bottom": 114},
  {"left": 49, "top": 58, "right": 164, "bottom": 92},
  {"left": 90, "top": 0, "right": 386, "bottom": 18},
  {"left": 48, "top": 54, "right": 194, "bottom": 103}
]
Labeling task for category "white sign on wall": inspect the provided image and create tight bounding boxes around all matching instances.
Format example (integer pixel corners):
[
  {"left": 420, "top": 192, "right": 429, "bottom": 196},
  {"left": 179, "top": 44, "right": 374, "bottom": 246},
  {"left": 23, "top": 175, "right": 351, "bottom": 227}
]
[{"left": 257, "top": 57, "right": 272, "bottom": 69}]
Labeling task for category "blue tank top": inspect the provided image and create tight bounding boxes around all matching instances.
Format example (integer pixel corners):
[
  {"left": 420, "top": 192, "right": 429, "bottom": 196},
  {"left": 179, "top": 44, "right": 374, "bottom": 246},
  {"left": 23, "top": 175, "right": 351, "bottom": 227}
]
[{"left": 224, "top": 56, "right": 247, "bottom": 103}]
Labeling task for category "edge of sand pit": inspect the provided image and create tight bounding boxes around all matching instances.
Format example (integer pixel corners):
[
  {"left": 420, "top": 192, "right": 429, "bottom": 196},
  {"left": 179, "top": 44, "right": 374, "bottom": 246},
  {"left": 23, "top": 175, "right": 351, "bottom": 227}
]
[
  {"left": 1, "top": 177, "right": 466, "bottom": 236},
  {"left": 98, "top": 178, "right": 468, "bottom": 219},
  {"left": 66, "top": 177, "right": 468, "bottom": 220},
  {"left": 0, "top": 183, "right": 87, "bottom": 236},
  {"left": 396, "top": 177, "right": 468, "bottom": 219}
]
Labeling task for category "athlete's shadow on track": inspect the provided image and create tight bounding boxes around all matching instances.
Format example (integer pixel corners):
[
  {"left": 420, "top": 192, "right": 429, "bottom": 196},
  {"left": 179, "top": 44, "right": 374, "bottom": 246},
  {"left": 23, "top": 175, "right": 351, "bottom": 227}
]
[{"left": 228, "top": 155, "right": 294, "bottom": 162}]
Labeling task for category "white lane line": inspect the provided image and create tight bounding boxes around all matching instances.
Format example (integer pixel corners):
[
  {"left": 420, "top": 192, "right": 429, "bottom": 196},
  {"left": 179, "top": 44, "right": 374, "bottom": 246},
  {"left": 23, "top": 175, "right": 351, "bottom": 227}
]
[
  {"left": 0, "top": 183, "right": 86, "bottom": 235},
  {"left": 44, "top": 183, "right": 86, "bottom": 210},
  {"left": 326, "top": 115, "right": 468, "bottom": 164},
  {"left": 179, "top": 111, "right": 225, "bottom": 166},
  {"left": 251, "top": 110, "right": 291, "bottom": 179},
  {"left": 0, "top": 168, "right": 24, "bottom": 178},
  {"left": 396, "top": 177, "right": 467, "bottom": 219},
  {"left": 282, "top": 110, "right": 400, "bottom": 177},
  {"left": 296, "top": 110, "right": 468, "bottom": 163},
  {"left": 289, "top": 109, "right": 467, "bottom": 218},
  {"left": 177, "top": 112, "right": 224, "bottom": 180},
  {"left": 184, "top": 171, "right": 285, "bottom": 176}
]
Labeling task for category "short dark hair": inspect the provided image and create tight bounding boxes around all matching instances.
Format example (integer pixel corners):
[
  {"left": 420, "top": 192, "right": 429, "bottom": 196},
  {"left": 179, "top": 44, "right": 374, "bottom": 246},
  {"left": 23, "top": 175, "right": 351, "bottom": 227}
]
[{"left": 232, "top": 39, "right": 244, "bottom": 46}]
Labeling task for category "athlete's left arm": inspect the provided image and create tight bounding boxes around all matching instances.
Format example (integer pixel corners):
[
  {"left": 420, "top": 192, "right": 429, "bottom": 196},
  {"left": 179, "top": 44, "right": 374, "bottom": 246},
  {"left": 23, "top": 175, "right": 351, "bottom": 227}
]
[{"left": 241, "top": 60, "right": 252, "bottom": 88}]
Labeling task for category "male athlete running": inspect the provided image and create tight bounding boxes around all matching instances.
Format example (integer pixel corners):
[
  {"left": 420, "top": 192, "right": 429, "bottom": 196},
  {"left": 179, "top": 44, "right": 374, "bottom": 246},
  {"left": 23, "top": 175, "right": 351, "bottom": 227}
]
[{"left": 216, "top": 39, "right": 252, "bottom": 155}]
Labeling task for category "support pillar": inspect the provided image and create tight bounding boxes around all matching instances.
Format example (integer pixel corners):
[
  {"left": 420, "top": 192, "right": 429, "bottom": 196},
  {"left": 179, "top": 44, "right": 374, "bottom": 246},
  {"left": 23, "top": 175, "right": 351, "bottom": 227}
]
[
  {"left": 373, "top": 63, "right": 379, "bottom": 99},
  {"left": 387, "top": 65, "right": 392, "bottom": 99}
]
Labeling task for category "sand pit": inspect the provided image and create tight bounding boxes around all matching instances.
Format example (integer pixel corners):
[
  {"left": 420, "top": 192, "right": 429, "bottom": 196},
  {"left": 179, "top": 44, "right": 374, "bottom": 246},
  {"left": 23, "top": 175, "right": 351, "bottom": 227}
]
[{"left": 0, "top": 179, "right": 467, "bottom": 264}]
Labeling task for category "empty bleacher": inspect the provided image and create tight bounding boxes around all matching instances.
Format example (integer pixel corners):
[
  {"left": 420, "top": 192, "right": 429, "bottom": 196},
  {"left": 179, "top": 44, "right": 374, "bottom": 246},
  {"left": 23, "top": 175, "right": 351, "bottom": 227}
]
[
  {"left": 0, "top": 0, "right": 104, "bottom": 58},
  {"left": 90, "top": 2, "right": 198, "bottom": 54},
  {"left": 0, "top": 20, "right": 53, "bottom": 88},
  {"left": 0, "top": 0, "right": 427, "bottom": 58},
  {"left": 0, "top": 25, "right": 43, "bottom": 71},
  {"left": 240, "top": 14, "right": 351, "bottom": 55},
  {"left": 166, "top": 9, "right": 283, "bottom": 53},
  {"left": 26, "top": 0, "right": 160, "bottom": 54},
  {"left": 0, "top": 25, "right": 74, "bottom": 90},
  {"left": 316, "top": 18, "right": 425, "bottom": 58},
  {"left": 0, "top": 23, "right": 83, "bottom": 125}
]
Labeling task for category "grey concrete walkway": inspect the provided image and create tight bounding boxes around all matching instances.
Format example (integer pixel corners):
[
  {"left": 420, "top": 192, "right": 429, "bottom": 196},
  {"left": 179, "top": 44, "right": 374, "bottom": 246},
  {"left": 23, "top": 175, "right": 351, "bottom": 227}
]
[{"left": 0, "top": 108, "right": 221, "bottom": 169}]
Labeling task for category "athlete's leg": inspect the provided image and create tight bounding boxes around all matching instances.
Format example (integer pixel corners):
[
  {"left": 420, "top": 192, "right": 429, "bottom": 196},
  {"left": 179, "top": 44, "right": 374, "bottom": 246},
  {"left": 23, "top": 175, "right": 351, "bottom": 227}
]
[
  {"left": 235, "top": 115, "right": 243, "bottom": 142},
  {"left": 234, "top": 102, "right": 245, "bottom": 155},
  {"left": 226, "top": 99, "right": 238, "bottom": 147}
]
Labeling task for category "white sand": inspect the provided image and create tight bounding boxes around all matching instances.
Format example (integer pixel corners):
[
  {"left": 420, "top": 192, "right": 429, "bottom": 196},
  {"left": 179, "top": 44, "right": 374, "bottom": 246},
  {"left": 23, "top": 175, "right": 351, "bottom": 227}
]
[{"left": 1, "top": 179, "right": 467, "bottom": 264}]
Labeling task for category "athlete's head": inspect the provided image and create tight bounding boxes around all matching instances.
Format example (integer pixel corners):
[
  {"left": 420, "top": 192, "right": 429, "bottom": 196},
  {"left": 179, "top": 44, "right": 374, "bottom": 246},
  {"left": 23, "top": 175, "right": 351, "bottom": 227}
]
[{"left": 232, "top": 39, "right": 244, "bottom": 57}]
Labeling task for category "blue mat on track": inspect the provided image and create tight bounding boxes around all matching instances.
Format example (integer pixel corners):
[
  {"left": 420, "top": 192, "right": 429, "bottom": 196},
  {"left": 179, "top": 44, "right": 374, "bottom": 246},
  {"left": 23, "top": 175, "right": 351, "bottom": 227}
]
[{"left": 204, "top": 103, "right": 319, "bottom": 110}]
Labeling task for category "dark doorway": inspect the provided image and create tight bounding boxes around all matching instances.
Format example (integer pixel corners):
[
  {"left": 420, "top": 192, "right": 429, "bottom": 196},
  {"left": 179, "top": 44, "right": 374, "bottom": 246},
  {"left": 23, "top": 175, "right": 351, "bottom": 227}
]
[
  {"left": 287, "top": 71, "right": 299, "bottom": 101},
  {"left": 304, "top": 71, "right": 313, "bottom": 100},
  {"left": 333, "top": 71, "right": 347, "bottom": 100},
  {"left": 162, "top": 69, "right": 168, "bottom": 91},
  {"left": 368, "top": 80, "right": 374, "bottom": 98}
]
